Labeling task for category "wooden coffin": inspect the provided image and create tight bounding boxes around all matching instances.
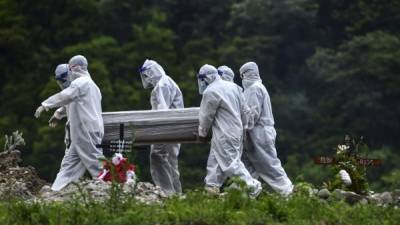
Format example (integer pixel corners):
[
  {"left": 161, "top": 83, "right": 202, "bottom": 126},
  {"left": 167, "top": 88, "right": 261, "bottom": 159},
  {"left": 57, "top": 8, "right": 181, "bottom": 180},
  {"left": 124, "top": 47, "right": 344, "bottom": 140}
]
[{"left": 102, "top": 107, "right": 200, "bottom": 145}]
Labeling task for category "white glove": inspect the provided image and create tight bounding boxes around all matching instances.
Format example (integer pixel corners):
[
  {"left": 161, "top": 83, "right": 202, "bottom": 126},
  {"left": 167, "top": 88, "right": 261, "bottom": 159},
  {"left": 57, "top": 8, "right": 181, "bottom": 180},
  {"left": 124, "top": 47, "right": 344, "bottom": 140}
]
[
  {"left": 48, "top": 115, "right": 58, "bottom": 128},
  {"left": 34, "top": 106, "right": 47, "bottom": 118},
  {"left": 48, "top": 110, "right": 63, "bottom": 128}
]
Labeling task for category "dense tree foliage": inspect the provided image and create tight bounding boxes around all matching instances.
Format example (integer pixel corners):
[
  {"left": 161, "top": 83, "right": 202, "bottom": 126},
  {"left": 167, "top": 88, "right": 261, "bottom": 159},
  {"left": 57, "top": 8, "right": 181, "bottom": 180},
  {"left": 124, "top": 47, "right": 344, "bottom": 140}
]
[{"left": 0, "top": 0, "right": 399, "bottom": 190}]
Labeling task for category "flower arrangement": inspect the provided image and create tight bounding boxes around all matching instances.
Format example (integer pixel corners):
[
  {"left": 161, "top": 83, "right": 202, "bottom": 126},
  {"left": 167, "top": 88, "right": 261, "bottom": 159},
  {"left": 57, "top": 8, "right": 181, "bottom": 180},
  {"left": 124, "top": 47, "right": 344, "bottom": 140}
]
[
  {"left": 98, "top": 153, "right": 136, "bottom": 183},
  {"left": 324, "top": 135, "right": 369, "bottom": 195}
]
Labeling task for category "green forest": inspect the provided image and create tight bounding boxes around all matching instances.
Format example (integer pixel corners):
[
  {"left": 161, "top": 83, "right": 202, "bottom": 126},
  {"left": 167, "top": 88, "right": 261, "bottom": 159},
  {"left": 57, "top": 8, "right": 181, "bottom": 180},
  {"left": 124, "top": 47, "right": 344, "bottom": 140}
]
[{"left": 0, "top": 0, "right": 399, "bottom": 191}]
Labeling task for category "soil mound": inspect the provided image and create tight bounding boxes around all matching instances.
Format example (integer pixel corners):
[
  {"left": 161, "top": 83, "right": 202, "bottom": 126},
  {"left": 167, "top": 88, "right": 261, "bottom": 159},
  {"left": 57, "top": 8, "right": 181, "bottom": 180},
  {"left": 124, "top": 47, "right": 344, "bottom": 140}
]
[{"left": 0, "top": 150, "right": 47, "bottom": 199}]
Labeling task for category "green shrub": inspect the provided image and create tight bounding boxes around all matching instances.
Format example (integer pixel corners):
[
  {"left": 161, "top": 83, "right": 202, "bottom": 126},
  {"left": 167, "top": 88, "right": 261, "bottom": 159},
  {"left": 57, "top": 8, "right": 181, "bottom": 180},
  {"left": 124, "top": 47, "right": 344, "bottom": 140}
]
[{"left": 324, "top": 135, "right": 370, "bottom": 194}]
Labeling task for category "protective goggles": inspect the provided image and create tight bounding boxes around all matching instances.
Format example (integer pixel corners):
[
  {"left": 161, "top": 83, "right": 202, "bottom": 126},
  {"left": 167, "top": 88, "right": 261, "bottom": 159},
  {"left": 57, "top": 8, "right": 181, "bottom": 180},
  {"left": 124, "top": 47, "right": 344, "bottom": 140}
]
[
  {"left": 55, "top": 71, "right": 69, "bottom": 82},
  {"left": 138, "top": 66, "right": 150, "bottom": 75},
  {"left": 197, "top": 73, "right": 208, "bottom": 81},
  {"left": 240, "top": 68, "right": 252, "bottom": 79}
]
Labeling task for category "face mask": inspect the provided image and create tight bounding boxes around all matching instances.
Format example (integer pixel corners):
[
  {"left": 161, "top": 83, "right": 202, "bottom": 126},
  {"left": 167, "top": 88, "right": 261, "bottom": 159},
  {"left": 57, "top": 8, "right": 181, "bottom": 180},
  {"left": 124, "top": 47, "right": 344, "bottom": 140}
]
[
  {"left": 242, "top": 79, "right": 256, "bottom": 89},
  {"left": 69, "top": 65, "right": 88, "bottom": 80}
]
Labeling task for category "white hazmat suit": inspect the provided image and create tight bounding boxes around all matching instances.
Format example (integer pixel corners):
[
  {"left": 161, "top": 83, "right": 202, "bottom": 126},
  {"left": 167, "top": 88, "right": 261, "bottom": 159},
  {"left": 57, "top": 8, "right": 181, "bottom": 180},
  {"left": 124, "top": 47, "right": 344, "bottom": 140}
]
[
  {"left": 206, "top": 65, "right": 249, "bottom": 187},
  {"left": 240, "top": 62, "right": 293, "bottom": 196},
  {"left": 197, "top": 64, "right": 261, "bottom": 197},
  {"left": 35, "top": 55, "right": 104, "bottom": 191},
  {"left": 139, "top": 59, "right": 183, "bottom": 195}
]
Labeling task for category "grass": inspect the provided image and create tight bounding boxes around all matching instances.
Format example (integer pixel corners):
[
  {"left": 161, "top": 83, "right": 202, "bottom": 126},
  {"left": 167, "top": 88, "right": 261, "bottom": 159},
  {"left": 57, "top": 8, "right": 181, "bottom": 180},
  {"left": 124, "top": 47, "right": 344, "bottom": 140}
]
[{"left": 0, "top": 188, "right": 398, "bottom": 225}]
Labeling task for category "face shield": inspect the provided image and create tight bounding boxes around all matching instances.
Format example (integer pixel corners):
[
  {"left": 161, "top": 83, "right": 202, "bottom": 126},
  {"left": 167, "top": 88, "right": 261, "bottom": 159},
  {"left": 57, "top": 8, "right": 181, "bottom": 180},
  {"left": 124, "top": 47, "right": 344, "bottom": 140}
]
[
  {"left": 56, "top": 71, "right": 71, "bottom": 90},
  {"left": 197, "top": 73, "right": 209, "bottom": 95},
  {"left": 138, "top": 66, "right": 154, "bottom": 89}
]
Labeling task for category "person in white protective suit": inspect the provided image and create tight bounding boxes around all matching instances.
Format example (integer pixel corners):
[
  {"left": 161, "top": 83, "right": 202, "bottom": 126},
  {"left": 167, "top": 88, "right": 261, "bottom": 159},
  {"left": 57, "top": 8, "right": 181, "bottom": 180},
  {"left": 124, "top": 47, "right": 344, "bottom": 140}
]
[
  {"left": 196, "top": 64, "right": 262, "bottom": 197},
  {"left": 34, "top": 55, "right": 104, "bottom": 191},
  {"left": 239, "top": 61, "right": 293, "bottom": 196},
  {"left": 217, "top": 65, "right": 235, "bottom": 82},
  {"left": 138, "top": 59, "right": 183, "bottom": 195},
  {"left": 47, "top": 64, "right": 71, "bottom": 149}
]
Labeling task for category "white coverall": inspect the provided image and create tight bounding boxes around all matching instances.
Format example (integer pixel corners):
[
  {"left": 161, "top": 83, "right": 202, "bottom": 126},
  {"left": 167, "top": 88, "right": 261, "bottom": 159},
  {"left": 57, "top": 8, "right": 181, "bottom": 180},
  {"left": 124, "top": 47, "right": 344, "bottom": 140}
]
[
  {"left": 206, "top": 65, "right": 249, "bottom": 187},
  {"left": 240, "top": 62, "right": 293, "bottom": 196},
  {"left": 198, "top": 64, "right": 261, "bottom": 196},
  {"left": 140, "top": 59, "right": 183, "bottom": 195},
  {"left": 42, "top": 74, "right": 104, "bottom": 191},
  {"left": 52, "top": 106, "right": 71, "bottom": 148}
]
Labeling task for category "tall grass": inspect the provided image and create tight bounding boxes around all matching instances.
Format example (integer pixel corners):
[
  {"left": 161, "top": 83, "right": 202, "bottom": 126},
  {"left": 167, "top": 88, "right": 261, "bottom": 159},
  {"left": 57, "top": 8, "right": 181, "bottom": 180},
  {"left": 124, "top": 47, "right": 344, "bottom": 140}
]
[{"left": 0, "top": 188, "right": 398, "bottom": 225}]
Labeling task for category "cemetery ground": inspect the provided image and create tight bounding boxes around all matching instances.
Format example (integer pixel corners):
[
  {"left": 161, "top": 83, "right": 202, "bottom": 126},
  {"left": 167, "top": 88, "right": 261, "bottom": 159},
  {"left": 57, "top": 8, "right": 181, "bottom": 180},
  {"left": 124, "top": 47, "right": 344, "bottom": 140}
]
[
  {"left": 0, "top": 149, "right": 399, "bottom": 225},
  {"left": 0, "top": 185, "right": 399, "bottom": 225}
]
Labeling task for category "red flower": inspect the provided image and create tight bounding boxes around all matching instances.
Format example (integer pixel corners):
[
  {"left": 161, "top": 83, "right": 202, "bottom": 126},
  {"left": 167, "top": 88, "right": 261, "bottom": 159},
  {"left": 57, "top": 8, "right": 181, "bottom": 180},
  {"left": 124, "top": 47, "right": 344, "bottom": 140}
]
[{"left": 98, "top": 155, "right": 136, "bottom": 183}]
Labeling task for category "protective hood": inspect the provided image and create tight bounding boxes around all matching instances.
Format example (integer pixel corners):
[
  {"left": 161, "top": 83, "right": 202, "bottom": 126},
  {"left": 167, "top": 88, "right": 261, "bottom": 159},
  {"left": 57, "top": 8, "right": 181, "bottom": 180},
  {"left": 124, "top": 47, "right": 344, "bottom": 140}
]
[
  {"left": 139, "top": 59, "right": 165, "bottom": 89},
  {"left": 217, "top": 65, "right": 234, "bottom": 82},
  {"left": 55, "top": 64, "right": 71, "bottom": 89},
  {"left": 197, "top": 64, "right": 219, "bottom": 95},
  {"left": 239, "top": 62, "right": 261, "bottom": 81},
  {"left": 68, "top": 55, "right": 90, "bottom": 80},
  {"left": 240, "top": 62, "right": 262, "bottom": 90}
]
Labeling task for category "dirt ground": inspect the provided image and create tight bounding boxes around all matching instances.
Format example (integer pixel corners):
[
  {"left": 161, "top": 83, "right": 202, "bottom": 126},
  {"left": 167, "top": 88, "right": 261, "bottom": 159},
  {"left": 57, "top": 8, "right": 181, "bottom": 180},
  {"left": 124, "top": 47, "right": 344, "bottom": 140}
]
[{"left": 0, "top": 150, "right": 47, "bottom": 199}]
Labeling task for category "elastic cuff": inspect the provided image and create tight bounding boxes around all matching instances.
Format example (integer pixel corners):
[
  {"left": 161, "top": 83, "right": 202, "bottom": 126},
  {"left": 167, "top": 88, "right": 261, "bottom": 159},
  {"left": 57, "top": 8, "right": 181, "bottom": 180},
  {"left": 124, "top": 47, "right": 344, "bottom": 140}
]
[{"left": 41, "top": 103, "right": 50, "bottom": 111}]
